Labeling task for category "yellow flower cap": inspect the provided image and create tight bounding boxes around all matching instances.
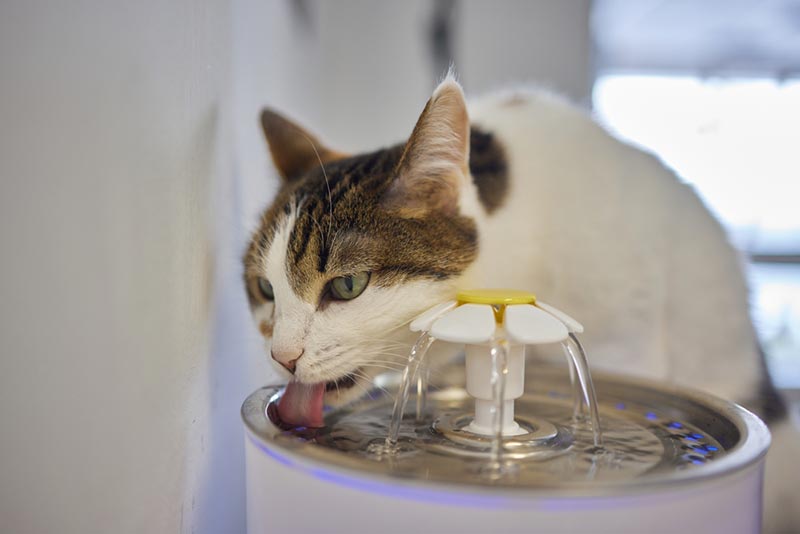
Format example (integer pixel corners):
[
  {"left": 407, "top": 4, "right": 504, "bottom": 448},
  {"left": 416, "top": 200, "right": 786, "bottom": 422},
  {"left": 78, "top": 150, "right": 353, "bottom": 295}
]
[{"left": 456, "top": 288, "right": 536, "bottom": 306}]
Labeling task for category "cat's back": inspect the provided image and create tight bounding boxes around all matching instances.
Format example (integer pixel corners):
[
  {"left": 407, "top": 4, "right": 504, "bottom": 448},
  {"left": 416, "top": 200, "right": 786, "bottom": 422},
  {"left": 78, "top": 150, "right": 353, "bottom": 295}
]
[
  {"left": 465, "top": 88, "right": 687, "bottom": 294},
  {"left": 466, "top": 89, "right": 761, "bottom": 404},
  {"left": 467, "top": 88, "right": 678, "bottom": 201},
  {"left": 466, "top": 89, "right": 694, "bottom": 262}
]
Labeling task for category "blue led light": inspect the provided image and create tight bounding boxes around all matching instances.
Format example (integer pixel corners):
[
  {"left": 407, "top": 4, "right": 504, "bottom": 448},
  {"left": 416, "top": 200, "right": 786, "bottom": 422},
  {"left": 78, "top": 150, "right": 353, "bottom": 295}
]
[
  {"left": 249, "top": 434, "right": 513, "bottom": 509},
  {"left": 667, "top": 421, "right": 683, "bottom": 429},
  {"left": 615, "top": 402, "right": 626, "bottom": 410},
  {"left": 692, "top": 459, "right": 704, "bottom": 465},
  {"left": 307, "top": 468, "right": 512, "bottom": 509},
  {"left": 688, "top": 433, "right": 703, "bottom": 440},
  {"left": 248, "top": 435, "right": 296, "bottom": 467},
  {"left": 705, "top": 445, "right": 718, "bottom": 452},
  {"left": 645, "top": 412, "right": 658, "bottom": 420}
]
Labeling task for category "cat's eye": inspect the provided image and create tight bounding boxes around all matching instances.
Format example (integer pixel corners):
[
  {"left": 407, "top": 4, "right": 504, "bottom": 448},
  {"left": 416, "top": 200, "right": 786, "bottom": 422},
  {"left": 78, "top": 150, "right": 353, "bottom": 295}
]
[
  {"left": 330, "top": 272, "right": 370, "bottom": 301},
  {"left": 257, "top": 278, "right": 274, "bottom": 300}
]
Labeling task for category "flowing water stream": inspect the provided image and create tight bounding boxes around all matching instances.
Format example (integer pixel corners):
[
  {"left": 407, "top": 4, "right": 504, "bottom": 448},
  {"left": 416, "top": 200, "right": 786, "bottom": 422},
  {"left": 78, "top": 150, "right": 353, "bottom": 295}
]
[
  {"left": 563, "top": 333, "right": 603, "bottom": 448},
  {"left": 375, "top": 332, "right": 435, "bottom": 452},
  {"left": 487, "top": 341, "right": 509, "bottom": 475}
]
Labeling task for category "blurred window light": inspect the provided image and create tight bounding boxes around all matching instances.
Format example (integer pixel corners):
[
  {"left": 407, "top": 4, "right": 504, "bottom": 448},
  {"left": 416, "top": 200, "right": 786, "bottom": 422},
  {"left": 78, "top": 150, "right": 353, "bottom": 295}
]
[
  {"left": 594, "top": 74, "right": 800, "bottom": 387},
  {"left": 593, "top": 74, "right": 800, "bottom": 256}
]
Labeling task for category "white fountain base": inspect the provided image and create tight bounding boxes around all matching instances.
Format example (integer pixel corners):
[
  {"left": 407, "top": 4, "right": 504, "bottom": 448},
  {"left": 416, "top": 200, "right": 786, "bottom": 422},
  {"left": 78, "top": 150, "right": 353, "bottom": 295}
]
[
  {"left": 244, "top": 431, "right": 765, "bottom": 534},
  {"left": 241, "top": 366, "right": 770, "bottom": 534}
]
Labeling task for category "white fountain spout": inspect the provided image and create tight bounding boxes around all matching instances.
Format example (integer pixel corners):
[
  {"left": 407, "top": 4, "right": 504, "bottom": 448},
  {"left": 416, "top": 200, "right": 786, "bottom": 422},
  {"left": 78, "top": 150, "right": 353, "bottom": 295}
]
[
  {"left": 413, "top": 289, "right": 583, "bottom": 438},
  {"left": 465, "top": 341, "right": 526, "bottom": 436}
]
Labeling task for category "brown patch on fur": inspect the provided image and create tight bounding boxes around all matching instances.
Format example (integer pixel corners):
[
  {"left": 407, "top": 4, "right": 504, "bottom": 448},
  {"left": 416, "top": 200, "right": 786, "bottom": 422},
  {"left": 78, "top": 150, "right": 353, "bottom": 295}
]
[
  {"left": 259, "top": 320, "right": 274, "bottom": 337},
  {"left": 470, "top": 127, "right": 509, "bottom": 213}
]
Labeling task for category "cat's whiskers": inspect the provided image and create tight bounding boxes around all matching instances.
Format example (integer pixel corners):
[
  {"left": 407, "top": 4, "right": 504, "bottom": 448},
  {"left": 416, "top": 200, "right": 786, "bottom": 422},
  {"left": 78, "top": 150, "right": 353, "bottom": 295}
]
[
  {"left": 359, "top": 344, "right": 410, "bottom": 357},
  {"left": 365, "top": 339, "right": 408, "bottom": 347},
  {"left": 359, "top": 359, "right": 407, "bottom": 370},
  {"left": 348, "top": 370, "right": 390, "bottom": 397},
  {"left": 333, "top": 375, "right": 341, "bottom": 398},
  {"left": 358, "top": 338, "right": 414, "bottom": 349},
  {"left": 384, "top": 315, "right": 418, "bottom": 333},
  {"left": 340, "top": 339, "right": 409, "bottom": 353},
  {"left": 355, "top": 344, "right": 408, "bottom": 355},
  {"left": 358, "top": 351, "right": 408, "bottom": 364},
  {"left": 358, "top": 336, "right": 414, "bottom": 348},
  {"left": 361, "top": 354, "right": 406, "bottom": 369},
  {"left": 352, "top": 349, "right": 409, "bottom": 364}
]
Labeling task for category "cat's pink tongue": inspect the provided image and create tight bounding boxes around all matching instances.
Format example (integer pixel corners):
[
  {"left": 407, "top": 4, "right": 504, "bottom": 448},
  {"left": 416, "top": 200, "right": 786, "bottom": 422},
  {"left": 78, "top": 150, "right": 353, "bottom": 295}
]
[{"left": 277, "top": 381, "right": 326, "bottom": 428}]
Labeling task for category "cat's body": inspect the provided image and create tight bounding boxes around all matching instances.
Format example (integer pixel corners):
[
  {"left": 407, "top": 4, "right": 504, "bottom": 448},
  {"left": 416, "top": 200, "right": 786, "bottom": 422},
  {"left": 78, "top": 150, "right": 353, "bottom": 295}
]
[
  {"left": 468, "top": 91, "right": 763, "bottom": 403},
  {"left": 245, "top": 77, "right": 795, "bottom": 531}
]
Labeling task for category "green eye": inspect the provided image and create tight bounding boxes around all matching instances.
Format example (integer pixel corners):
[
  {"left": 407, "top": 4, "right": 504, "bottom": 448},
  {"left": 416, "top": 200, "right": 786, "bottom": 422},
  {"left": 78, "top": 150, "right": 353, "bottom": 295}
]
[
  {"left": 257, "top": 278, "right": 274, "bottom": 300},
  {"left": 330, "top": 272, "right": 370, "bottom": 300}
]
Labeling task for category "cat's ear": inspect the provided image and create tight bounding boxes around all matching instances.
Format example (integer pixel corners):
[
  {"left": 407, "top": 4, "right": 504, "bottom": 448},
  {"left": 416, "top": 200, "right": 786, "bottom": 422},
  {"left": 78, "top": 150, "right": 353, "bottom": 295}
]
[
  {"left": 260, "top": 109, "right": 347, "bottom": 181},
  {"left": 382, "top": 78, "right": 470, "bottom": 218}
]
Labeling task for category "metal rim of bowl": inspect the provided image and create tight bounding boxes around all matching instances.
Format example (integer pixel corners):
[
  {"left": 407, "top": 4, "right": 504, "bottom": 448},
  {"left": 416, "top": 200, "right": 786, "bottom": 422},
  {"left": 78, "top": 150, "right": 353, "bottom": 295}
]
[{"left": 241, "top": 367, "right": 771, "bottom": 499}]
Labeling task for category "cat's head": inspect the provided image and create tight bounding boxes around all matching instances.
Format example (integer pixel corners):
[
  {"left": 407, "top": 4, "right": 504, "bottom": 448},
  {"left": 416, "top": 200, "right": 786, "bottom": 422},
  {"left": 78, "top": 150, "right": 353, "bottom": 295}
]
[{"left": 243, "top": 78, "right": 482, "bottom": 409}]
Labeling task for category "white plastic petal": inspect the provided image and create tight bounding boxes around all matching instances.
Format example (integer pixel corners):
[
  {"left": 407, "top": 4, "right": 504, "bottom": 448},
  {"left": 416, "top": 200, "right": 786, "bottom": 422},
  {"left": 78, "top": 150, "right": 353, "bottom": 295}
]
[
  {"left": 409, "top": 300, "right": 458, "bottom": 332},
  {"left": 536, "top": 301, "right": 584, "bottom": 334},
  {"left": 429, "top": 303, "right": 496, "bottom": 344},
  {"left": 505, "top": 304, "right": 569, "bottom": 344}
]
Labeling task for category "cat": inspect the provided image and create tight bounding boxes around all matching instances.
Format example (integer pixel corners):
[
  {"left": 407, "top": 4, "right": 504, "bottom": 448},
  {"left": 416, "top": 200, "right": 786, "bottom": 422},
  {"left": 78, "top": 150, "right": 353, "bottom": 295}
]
[{"left": 243, "top": 75, "right": 795, "bottom": 531}]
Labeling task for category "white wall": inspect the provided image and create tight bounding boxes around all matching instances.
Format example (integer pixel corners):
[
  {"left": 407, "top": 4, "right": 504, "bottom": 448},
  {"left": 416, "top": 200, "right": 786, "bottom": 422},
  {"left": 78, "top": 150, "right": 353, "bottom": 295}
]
[
  {"left": 231, "top": 0, "right": 592, "bottom": 247},
  {"left": 0, "top": 1, "right": 228, "bottom": 532},
  {"left": 459, "top": 0, "right": 592, "bottom": 103},
  {"left": 0, "top": 1, "right": 592, "bottom": 533}
]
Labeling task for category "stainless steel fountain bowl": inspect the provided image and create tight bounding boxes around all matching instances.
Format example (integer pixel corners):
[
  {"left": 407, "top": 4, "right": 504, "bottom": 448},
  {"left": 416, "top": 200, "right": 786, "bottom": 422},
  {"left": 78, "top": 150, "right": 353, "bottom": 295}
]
[{"left": 242, "top": 364, "right": 770, "bottom": 534}]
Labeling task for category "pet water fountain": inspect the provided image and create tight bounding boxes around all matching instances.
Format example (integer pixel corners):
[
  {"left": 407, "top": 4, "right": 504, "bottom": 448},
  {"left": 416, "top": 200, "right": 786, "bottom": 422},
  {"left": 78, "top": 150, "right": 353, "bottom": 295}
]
[{"left": 242, "top": 289, "right": 771, "bottom": 534}]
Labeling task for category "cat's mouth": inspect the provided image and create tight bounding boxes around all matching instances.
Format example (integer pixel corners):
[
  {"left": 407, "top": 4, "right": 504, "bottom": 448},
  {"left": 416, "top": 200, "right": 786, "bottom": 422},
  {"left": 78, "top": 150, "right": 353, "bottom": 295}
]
[
  {"left": 324, "top": 373, "right": 358, "bottom": 392},
  {"left": 274, "top": 368, "right": 365, "bottom": 430}
]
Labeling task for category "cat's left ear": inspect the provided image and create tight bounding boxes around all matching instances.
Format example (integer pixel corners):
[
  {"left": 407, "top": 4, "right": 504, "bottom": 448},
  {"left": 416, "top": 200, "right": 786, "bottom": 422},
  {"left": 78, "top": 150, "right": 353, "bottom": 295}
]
[
  {"left": 382, "top": 77, "right": 470, "bottom": 218},
  {"left": 260, "top": 108, "right": 347, "bottom": 181}
]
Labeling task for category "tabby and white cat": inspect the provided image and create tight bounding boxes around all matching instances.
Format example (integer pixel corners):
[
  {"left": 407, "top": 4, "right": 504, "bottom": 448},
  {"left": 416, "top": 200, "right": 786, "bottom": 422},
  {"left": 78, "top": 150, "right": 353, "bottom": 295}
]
[{"left": 244, "top": 76, "right": 794, "bottom": 531}]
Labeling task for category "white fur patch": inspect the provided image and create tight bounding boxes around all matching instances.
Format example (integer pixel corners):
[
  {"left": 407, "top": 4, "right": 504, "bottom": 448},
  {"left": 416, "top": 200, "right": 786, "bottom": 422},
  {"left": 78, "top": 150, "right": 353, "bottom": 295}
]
[{"left": 264, "top": 205, "right": 315, "bottom": 361}]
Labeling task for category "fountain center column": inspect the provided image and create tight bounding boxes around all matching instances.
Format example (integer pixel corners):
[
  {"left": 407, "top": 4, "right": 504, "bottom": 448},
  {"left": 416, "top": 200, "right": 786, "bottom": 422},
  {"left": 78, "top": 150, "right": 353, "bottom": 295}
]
[{"left": 464, "top": 343, "right": 527, "bottom": 436}]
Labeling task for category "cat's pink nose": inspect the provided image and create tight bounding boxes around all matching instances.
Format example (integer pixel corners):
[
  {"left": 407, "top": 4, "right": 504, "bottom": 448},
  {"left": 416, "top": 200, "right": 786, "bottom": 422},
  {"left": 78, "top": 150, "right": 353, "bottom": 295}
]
[{"left": 271, "top": 348, "right": 304, "bottom": 374}]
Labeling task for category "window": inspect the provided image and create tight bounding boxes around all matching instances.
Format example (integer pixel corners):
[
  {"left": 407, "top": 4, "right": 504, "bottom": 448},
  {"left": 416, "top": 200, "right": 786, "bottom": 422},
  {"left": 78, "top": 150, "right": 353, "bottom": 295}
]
[
  {"left": 594, "top": 74, "right": 800, "bottom": 388},
  {"left": 594, "top": 74, "right": 800, "bottom": 256}
]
